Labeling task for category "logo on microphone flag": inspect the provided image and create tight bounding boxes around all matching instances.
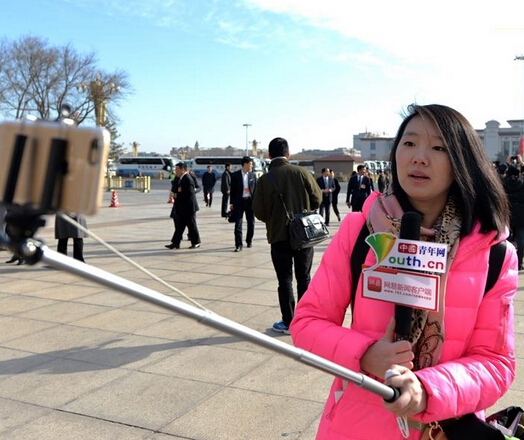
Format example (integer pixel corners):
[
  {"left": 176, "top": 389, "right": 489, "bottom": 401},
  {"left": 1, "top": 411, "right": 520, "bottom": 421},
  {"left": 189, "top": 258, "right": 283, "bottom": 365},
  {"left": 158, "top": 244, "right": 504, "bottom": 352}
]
[
  {"left": 365, "top": 233, "right": 397, "bottom": 270},
  {"left": 362, "top": 233, "right": 447, "bottom": 312}
]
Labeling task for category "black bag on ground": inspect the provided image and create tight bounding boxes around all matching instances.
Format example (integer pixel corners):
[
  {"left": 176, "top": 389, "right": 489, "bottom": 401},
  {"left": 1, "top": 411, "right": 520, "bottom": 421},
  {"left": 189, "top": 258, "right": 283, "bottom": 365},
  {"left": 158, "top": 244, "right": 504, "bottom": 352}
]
[{"left": 289, "top": 211, "right": 329, "bottom": 250}]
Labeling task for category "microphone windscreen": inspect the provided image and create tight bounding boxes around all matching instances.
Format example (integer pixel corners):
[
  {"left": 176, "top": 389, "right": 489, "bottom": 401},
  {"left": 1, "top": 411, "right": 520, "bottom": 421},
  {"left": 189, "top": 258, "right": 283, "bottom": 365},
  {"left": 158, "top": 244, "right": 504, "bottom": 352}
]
[
  {"left": 395, "top": 212, "right": 422, "bottom": 340},
  {"left": 399, "top": 211, "right": 421, "bottom": 241}
]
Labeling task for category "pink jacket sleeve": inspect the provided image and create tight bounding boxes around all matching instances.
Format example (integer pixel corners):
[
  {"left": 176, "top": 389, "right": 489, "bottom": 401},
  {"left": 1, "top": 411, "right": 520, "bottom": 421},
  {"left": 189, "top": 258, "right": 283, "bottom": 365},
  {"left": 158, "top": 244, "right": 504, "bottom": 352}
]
[
  {"left": 290, "top": 215, "right": 377, "bottom": 373},
  {"left": 414, "top": 245, "right": 517, "bottom": 422}
]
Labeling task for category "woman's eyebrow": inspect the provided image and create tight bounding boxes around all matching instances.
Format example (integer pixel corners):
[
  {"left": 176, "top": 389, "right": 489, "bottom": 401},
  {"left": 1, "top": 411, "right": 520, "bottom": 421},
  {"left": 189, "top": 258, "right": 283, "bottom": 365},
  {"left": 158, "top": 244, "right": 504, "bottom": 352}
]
[{"left": 403, "top": 131, "right": 443, "bottom": 141}]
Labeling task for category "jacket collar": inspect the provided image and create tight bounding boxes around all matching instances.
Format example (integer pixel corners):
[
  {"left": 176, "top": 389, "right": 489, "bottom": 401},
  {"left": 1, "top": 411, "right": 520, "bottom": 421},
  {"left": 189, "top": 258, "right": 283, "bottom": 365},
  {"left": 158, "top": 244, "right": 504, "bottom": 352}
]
[{"left": 269, "top": 158, "right": 289, "bottom": 170}]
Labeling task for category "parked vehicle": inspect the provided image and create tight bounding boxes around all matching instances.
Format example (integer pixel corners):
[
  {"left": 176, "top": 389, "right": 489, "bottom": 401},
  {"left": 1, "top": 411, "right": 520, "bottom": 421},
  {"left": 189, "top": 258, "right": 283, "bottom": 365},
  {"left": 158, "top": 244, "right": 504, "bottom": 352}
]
[
  {"left": 191, "top": 156, "right": 265, "bottom": 179},
  {"left": 364, "top": 160, "right": 390, "bottom": 174},
  {"left": 116, "top": 156, "right": 175, "bottom": 178}
]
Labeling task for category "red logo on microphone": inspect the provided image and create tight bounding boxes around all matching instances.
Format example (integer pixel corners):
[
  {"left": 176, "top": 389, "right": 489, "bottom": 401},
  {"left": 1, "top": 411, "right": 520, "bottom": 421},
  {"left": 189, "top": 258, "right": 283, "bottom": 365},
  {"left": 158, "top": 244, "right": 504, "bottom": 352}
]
[
  {"left": 398, "top": 243, "right": 417, "bottom": 254},
  {"left": 367, "top": 276, "right": 382, "bottom": 292}
]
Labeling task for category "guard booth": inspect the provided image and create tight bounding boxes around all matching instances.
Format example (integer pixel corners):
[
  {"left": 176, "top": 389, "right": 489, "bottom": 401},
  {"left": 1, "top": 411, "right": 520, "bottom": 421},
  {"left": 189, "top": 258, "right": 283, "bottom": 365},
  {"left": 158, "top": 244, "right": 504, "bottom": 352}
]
[{"left": 106, "top": 176, "right": 151, "bottom": 193}]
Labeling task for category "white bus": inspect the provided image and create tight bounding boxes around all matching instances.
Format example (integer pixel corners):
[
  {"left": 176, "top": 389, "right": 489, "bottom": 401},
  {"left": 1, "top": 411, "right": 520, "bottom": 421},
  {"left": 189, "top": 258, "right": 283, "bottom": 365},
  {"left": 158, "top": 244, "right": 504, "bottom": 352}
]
[
  {"left": 116, "top": 156, "right": 175, "bottom": 178},
  {"left": 191, "top": 156, "right": 265, "bottom": 179}
]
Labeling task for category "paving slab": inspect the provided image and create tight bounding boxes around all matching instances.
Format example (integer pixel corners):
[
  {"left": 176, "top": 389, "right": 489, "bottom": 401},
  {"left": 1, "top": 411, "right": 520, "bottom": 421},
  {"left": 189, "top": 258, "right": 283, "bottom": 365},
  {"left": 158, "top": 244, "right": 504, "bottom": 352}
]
[
  {"left": 0, "top": 409, "right": 151, "bottom": 440},
  {"left": 0, "top": 398, "right": 52, "bottom": 433},
  {"left": 0, "top": 316, "right": 58, "bottom": 344},
  {"left": 0, "top": 357, "right": 129, "bottom": 407},
  {"left": 142, "top": 344, "right": 272, "bottom": 385},
  {"left": 230, "top": 355, "right": 332, "bottom": 402},
  {"left": 62, "top": 371, "right": 223, "bottom": 431},
  {"left": 162, "top": 387, "right": 324, "bottom": 440}
]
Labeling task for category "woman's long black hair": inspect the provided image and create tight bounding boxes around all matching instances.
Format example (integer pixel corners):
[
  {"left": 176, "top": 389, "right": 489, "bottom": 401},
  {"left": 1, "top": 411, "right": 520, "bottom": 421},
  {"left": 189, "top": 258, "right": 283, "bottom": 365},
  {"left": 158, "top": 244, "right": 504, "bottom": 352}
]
[{"left": 389, "top": 104, "right": 509, "bottom": 236}]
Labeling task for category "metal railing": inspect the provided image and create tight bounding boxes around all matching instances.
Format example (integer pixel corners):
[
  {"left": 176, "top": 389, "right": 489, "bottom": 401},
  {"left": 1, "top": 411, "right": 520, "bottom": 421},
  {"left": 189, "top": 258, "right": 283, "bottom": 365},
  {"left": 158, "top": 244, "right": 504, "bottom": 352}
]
[{"left": 106, "top": 176, "right": 150, "bottom": 193}]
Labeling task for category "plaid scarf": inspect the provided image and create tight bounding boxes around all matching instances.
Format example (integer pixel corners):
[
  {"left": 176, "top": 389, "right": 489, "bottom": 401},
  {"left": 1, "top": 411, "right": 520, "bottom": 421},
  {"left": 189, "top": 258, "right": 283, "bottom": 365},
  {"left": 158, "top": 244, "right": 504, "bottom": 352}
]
[{"left": 367, "top": 189, "right": 462, "bottom": 370}]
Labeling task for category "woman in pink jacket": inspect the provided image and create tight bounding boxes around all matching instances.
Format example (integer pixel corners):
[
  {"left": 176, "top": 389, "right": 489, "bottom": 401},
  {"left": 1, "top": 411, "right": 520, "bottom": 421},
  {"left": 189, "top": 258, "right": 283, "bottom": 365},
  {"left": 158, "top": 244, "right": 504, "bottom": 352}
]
[{"left": 291, "top": 104, "right": 518, "bottom": 440}]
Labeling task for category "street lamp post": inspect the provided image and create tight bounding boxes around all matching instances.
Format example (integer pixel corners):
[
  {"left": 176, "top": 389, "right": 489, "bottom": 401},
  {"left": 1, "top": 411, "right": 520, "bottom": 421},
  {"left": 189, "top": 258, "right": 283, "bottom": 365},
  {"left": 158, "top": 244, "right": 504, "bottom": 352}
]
[
  {"left": 76, "top": 73, "right": 120, "bottom": 127},
  {"left": 243, "top": 123, "right": 252, "bottom": 156},
  {"left": 515, "top": 56, "right": 524, "bottom": 156}
]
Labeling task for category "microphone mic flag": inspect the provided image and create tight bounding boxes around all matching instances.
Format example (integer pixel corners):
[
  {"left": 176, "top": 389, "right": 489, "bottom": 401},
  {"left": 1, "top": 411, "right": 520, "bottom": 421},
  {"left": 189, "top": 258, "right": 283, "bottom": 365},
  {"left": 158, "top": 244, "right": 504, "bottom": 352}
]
[{"left": 394, "top": 211, "right": 421, "bottom": 341}]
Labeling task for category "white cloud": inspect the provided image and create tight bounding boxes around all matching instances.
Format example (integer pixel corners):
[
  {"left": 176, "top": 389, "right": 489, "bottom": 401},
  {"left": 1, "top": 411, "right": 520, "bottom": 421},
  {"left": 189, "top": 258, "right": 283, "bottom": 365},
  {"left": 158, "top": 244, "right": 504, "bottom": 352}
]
[
  {"left": 238, "top": 0, "right": 524, "bottom": 128},
  {"left": 330, "top": 51, "right": 386, "bottom": 66},
  {"left": 240, "top": 0, "right": 524, "bottom": 62}
]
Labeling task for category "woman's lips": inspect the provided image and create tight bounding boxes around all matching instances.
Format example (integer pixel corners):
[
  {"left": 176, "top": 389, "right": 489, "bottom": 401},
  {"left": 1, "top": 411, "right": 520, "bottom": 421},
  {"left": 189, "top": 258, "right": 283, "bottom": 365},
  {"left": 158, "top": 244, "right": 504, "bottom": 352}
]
[{"left": 408, "top": 172, "right": 429, "bottom": 180}]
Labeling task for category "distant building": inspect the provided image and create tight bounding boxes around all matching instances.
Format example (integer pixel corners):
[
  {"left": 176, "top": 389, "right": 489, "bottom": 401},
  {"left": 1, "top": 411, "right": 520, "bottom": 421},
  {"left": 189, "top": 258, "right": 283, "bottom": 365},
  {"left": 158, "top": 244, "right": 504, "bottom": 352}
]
[
  {"left": 476, "top": 120, "right": 524, "bottom": 161},
  {"left": 354, "top": 120, "right": 524, "bottom": 162},
  {"left": 295, "top": 147, "right": 360, "bottom": 159},
  {"left": 353, "top": 132, "right": 394, "bottom": 161}
]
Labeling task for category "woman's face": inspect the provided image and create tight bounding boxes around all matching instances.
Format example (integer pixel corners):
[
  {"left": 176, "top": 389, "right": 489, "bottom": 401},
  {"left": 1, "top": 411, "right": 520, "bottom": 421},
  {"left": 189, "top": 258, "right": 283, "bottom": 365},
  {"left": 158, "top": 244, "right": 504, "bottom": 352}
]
[{"left": 395, "top": 116, "right": 455, "bottom": 213}]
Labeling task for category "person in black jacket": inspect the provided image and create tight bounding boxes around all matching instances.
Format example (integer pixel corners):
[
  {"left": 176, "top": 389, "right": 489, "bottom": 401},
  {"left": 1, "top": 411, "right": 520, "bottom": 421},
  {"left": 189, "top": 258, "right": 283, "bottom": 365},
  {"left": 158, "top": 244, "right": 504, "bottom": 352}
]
[
  {"left": 330, "top": 170, "right": 341, "bottom": 222},
  {"left": 230, "top": 157, "right": 257, "bottom": 252},
  {"left": 220, "top": 163, "right": 232, "bottom": 218},
  {"left": 202, "top": 166, "right": 217, "bottom": 207},
  {"left": 316, "top": 168, "right": 334, "bottom": 226},
  {"left": 346, "top": 164, "right": 372, "bottom": 212},
  {"left": 504, "top": 165, "right": 524, "bottom": 270},
  {"left": 165, "top": 162, "right": 201, "bottom": 249},
  {"left": 377, "top": 170, "right": 385, "bottom": 193}
]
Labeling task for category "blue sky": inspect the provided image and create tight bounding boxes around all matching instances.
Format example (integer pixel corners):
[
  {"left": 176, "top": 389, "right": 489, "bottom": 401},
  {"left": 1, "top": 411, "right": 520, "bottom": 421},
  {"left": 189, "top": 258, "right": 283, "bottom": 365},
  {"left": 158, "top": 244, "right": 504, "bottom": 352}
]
[{"left": 3, "top": 0, "right": 524, "bottom": 154}]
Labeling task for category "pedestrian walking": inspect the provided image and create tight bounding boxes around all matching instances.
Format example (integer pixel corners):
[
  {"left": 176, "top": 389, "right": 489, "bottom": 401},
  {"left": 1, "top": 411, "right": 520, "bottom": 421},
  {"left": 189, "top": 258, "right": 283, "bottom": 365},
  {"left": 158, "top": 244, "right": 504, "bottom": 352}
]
[
  {"left": 330, "top": 170, "right": 341, "bottom": 222},
  {"left": 230, "top": 156, "right": 256, "bottom": 252},
  {"left": 377, "top": 169, "right": 385, "bottom": 193},
  {"left": 504, "top": 163, "right": 524, "bottom": 271},
  {"left": 165, "top": 162, "right": 201, "bottom": 249},
  {"left": 221, "top": 163, "right": 232, "bottom": 218},
  {"left": 316, "top": 168, "right": 334, "bottom": 226},
  {"left": 253, "top": 137, "right": 322, "bottom": 334},
  {"left": 346, "top": 164, "right": 372, "bottom": 212},
  {"left": 202, "top": 166, "right": 217, "bottom": 207}
]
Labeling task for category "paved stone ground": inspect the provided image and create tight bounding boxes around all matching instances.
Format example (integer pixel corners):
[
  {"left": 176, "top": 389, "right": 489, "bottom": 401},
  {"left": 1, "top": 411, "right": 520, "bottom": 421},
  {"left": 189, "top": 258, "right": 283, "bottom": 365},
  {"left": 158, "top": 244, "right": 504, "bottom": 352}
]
[{"left": 0, "top": 186, "right": 522, "bottom": 439}]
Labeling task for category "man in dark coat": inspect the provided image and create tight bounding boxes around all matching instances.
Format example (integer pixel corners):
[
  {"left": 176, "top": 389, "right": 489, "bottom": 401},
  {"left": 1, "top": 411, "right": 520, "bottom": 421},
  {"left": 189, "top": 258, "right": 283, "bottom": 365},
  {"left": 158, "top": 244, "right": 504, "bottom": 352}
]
[
  {"left": 202, "top": 166, "right": 217, "bottom": 207},
  {"left": 253, "top": 137, "right": 322, "bottom": 334},
  {"left": 220, "top": 163, "right": 232, "bottom": 218},
  {"left": 346, "top": 164, "right": 372, "bottom": 212},
  {"left": 504, "top": 164, "right": 524, "bottom": 270},
  {"left": 316, "top": 168, "right": 334, "bottom": 226},
  {"left": 165, "top": 162, "right": 201, "bottom": 249},
  {"left": 377, "top": 170, "right": 385, "bottom": 193},
  {"left": 230, "top": 156, "right": 257, "bottom": 252},
  {"left": 330, "top": 170, "right": 341, "bottom": 222}
]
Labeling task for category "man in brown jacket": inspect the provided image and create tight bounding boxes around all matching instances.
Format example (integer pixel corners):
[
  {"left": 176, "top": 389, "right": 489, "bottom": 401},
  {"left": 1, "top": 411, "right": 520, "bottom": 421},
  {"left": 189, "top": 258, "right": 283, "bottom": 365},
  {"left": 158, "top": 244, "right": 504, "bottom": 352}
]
[{"left": 253, "top": 137, "right": 322, "bottom": 334}]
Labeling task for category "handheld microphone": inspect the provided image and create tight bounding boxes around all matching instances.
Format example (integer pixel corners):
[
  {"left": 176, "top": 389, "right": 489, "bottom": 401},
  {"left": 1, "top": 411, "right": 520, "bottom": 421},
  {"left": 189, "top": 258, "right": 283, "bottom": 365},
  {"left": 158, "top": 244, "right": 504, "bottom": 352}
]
[{"left": 394, "top": 211, "right": 421, "bottom": 341}]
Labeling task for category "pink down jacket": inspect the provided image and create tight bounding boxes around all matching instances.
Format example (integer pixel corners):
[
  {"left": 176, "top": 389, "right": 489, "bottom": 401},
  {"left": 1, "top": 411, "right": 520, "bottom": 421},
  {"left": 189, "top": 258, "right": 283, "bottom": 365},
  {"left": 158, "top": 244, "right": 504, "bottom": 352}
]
[{"left": 291, "top": 193, "right": 517, "bottom": 440}]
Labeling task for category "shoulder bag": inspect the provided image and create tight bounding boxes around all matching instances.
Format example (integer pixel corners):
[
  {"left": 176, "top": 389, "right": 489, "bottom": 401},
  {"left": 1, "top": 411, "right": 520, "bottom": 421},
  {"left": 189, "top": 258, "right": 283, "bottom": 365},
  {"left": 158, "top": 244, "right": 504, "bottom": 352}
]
[{"left": 267, "top": 172, "right": 329, "bottom": 250}]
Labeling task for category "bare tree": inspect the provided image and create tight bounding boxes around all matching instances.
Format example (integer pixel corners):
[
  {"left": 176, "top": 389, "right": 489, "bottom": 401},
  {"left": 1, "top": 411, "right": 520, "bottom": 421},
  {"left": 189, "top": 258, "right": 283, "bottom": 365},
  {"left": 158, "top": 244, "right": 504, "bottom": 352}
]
[{"left": 0, "top": 35, "right": 130, "bottom": 124}]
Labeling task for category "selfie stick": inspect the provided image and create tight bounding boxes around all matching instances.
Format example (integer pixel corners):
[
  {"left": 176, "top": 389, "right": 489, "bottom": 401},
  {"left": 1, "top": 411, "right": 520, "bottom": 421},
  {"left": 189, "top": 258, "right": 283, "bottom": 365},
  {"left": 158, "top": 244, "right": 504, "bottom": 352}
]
[{"left": 16, "top": 238, "right": 399, "bottom": 402}]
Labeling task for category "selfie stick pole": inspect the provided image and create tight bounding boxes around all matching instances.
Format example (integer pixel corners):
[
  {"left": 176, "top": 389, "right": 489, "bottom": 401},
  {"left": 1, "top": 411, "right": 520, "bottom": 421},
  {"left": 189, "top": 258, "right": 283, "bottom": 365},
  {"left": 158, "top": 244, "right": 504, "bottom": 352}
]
[{"left": 19, "top": 238, "right": 398, "bottom": 402}]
